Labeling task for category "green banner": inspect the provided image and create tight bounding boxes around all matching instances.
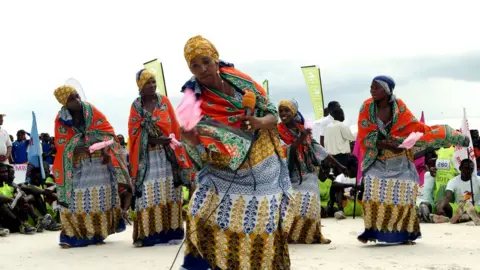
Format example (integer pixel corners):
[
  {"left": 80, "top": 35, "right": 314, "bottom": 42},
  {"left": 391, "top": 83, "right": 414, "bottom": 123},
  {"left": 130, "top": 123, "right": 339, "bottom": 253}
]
[
  {"left": 144, "top": 59, "right": 167, "bottom": 96},
  {"left": 301, "top": 66, "right": 324, "bottom": 120},
  {"left": 262, "top": 79, "right": 269, "bottom": 96}
]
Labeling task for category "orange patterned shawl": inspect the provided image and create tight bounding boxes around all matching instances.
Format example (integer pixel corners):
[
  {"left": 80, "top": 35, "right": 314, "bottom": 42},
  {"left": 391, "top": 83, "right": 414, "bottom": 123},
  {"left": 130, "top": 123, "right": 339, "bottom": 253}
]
[
  {"left": 357, "top": 97, "right": 468, "bottom": 172},
  {"left": 53, "top": 102, "right": 131, "bottom": 205},
  {"left": 128, "top": 95, "right": 192, "bottom": 190}
]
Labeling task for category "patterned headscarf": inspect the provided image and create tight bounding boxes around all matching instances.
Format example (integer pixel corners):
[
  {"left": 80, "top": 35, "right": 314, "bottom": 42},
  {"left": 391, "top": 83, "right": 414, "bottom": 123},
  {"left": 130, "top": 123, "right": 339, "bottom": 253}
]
[
  {"left": 184, "top": 35, "right": 219, "bottom": 65},
  {"left": 279, "top": 99, "right": 298, "bottom": 115},
  {"left": 54, "top": 85, "right": 77, "bottom": 105},
  {"left": 279, "top": 99, "right": 304, "bottom": 125},
  {"left": 136, "top": 69, "right": 156, "bottom": 90},
  {"left": 373, "top": 75, "right": 395, "bottom": 95}
]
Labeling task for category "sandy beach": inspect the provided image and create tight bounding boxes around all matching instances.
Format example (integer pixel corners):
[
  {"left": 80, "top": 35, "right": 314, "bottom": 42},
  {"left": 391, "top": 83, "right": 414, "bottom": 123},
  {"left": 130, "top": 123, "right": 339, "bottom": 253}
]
[{"left": 1, "top": 218, "right": 478, "bottom": 270}]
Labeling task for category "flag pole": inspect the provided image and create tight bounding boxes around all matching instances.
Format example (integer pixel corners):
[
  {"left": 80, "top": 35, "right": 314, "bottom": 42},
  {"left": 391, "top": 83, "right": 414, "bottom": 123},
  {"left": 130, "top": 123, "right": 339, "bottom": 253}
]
[
  {"left": 463, "top": 108, "right": 475, "bottom": 205},
  {"left": 353, "top": 180, "right": 358, "bottom": 219},
  {"left": 467, "top": 147, "right": 475, "bottom": 205}
]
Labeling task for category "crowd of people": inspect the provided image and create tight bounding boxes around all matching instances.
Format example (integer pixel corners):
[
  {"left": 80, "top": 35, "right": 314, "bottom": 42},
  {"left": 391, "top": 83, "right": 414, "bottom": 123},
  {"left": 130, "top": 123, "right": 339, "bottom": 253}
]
[{"left": 0, "top": 35, "right": 479, "bottom": 269}]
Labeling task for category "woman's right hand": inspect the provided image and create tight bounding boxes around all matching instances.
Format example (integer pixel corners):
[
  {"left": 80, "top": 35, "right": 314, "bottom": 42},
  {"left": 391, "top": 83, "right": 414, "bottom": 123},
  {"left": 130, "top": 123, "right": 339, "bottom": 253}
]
[
  {"left": 377, "top": 140, "right": 402, "bottom": 153},
  {"left": 181, "top": 128, "right": 200, "bottom": 146}
]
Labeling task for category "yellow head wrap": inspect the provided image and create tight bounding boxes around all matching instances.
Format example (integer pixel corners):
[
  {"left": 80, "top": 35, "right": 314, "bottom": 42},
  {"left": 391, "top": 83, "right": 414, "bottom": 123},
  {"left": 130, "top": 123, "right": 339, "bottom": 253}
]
[
  {"left": 184, "top": 35, "right": 219, "bottom": 65},
  {"left": 136, "top": 69, "right": 156, "bottom": 90},
  {"left": 279, "top": 100, "right": 297, "bottom": 115},
  {"left": 54, "top": 85, "right": 78, "bottom": 105}
]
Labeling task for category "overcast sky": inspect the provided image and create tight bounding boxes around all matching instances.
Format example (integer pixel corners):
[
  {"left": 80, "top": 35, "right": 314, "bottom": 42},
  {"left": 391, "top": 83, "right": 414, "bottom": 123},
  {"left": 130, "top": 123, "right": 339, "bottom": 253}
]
[{"left": 1, "top": 0, "right": 479, "bottom": 138}]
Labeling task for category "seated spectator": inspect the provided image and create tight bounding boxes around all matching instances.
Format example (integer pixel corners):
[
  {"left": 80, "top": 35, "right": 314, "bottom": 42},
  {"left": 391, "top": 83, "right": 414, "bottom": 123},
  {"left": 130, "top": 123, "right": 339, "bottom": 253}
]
[
  {"left": 416, "top": 152, "right": 437, "bottom": 223},
  {"left": 6, "top": 164, "right": 53, "bottom": 231},
  {"left": 328, "top": 157, "right": 363, "bottom": 219},
  {"left": 434, "top": 159, "right": 480, "bottom": 225},
  {"left": 22, "top": 162, "right": 61, "bottom": 230},
  {"left": 0, "top": 163, "right": 38, "bottom": 234}
]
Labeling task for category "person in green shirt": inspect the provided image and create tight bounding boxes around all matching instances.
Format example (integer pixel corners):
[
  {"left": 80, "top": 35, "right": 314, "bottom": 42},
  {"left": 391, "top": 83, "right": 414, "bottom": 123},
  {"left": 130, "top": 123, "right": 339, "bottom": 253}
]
[
  {"left": 22, "top": 162, "right": 61, "bottom": 230},
  {"left": 433, "top": 146, "right": 459, "bottom": 214},
  {"left": 0, "top": 163, "right": 37, "bottom": 234}
]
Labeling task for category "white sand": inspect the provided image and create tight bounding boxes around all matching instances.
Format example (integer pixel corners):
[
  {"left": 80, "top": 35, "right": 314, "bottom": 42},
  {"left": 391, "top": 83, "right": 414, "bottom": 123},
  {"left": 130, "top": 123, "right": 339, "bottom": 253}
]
[{"left": 1, "top": 218, "right": 478, "bottom": 270}]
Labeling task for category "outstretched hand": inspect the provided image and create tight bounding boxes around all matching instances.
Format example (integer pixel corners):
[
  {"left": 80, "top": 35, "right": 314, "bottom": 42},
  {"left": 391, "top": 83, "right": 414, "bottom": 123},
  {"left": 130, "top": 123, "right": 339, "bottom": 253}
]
[{"left": 239, "top": 115, "right": 263, "bottom": 132}]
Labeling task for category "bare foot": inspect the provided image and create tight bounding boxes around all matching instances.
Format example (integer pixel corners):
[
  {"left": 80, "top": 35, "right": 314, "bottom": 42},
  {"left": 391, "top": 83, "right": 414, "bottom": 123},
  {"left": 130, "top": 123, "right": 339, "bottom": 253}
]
[
  {"left": 134, "top": 240, "right": 144, "bottom": 248},
  {"left": 320, "top": 236, "right": 332, "bottom": 244},
  {"left": 465, "top": 203, "right": 480, "bottom": 225},
  {"left": 430, "top": 214, "right": 449, "bottom": 223},
  {"left": 95, "top": 242, "right": 106, "bottom": 246},
  {"left": 402, "top": 241, "right": 416, "bottom": 245},
  {"left": 60, "top": 244, "right": 70, "bottom": 249},
  {"left": 449, "top": 203, "right": 465, "bottom": 224},
  {"left": 450, "top": 206, "right": 465, "bottom": 224}
]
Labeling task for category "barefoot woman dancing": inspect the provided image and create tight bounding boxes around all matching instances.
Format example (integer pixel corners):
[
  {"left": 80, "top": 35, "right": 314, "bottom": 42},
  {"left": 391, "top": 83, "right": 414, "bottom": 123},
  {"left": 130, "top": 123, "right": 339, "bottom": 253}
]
[
  {"left": 129, "top": 69, "right": 192, "bottom": 247},
  {"left": 357, "top": 76, "right": 469, "bottom": 245},
  {"left": 53, "top": 85, "right": 132, "bottom": 248},
  {"left": 180, "top": 35, "right": 292, "bottom": 269},
  {"left": 277, "top": 99, "right": 345, "bottom": 244}
]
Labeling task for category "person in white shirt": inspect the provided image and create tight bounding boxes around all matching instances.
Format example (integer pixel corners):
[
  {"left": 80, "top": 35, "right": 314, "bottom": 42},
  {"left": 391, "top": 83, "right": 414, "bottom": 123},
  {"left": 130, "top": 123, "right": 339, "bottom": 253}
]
[
  {"left": 436, "top": 159, "right": 480, "bottom": 225},
  {"left": 311, "top": 101, "right": 341, "bottom": 147},
  {"left": 0, "top": 114, "right": 12, "bottom": 165},
  {"left": 416, "top": 155, "right": 437, "bottom": 223},
  {"left": 324, "top": 107, "right": 355, "bottom": 171}
]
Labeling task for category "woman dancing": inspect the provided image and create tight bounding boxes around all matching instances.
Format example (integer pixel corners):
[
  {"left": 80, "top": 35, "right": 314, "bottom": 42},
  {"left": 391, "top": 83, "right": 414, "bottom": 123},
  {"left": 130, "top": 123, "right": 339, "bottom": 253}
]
[
  {"left": 180, "top": 35, "right": 293, "bottom": 270},
  {"left": 129, "top": 69, "right": 192, "bottom": 247},
  {"left": 52, "top": 85, "right": 132, "bottom": 248},
  {"left": 277, "top": 99, "right": 345, "bottom": 244},
  {"left": 357, "top": 75, "right": 469, "bottom": 245}
]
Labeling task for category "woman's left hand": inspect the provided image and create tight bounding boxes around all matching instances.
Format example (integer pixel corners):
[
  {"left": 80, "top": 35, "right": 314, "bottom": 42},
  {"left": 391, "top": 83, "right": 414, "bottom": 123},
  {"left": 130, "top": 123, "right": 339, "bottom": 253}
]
[
  {"left": 239, "top": 115, "right": 263, "bottom": 132},
  {"left": 378, "top": 139, "right": 403, "bottom": 153}
]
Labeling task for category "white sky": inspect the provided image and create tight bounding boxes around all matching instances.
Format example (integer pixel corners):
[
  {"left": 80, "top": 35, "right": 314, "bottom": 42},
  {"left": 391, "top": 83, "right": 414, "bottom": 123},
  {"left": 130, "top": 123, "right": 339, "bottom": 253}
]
[{"left": 1, "top": 0, "right": 480, "bottom": 137}]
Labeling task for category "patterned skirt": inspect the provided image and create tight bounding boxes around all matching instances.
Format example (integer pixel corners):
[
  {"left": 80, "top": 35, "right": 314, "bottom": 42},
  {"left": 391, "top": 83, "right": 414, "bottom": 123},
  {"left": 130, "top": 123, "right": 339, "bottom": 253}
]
[
  {"left": 60, "top": 154, "right": 125, "bottom": 247},
  {"left": 358, "top": 174, "right": 421, "bottom": 243},
  {"left": 288, "top": 173, "right": 327, "bottom": 244},
  {"left": 181, "top": 148, "right": 293, "bottom": 269},
  {"left": 132, "top": 147, "right": 184, "bottom": 246}
]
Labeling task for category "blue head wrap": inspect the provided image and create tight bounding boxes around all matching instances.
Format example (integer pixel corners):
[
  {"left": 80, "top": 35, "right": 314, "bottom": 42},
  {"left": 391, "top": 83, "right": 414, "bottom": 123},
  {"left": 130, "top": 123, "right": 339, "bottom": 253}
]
[{"left": 373, "top": 75, "right": 395, "bottom": 95}]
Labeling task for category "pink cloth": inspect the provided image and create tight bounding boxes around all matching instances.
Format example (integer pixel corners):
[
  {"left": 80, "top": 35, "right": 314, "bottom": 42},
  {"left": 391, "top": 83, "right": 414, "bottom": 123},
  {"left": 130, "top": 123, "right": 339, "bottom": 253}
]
[
  {"left": 304, "top": 120, "right": 313, "bottom": 130},
  {"left": 399, "top": 132, "right": 424, "bottom": 149},
  {"left": 89, "top": 139, "right": 114, "bottom": 153},
  {"left": 176, "top": 89, "right": 202, "bottom": 131},
  {"left": 415, "top": 157, "right": 426, "bottom": 186}
]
